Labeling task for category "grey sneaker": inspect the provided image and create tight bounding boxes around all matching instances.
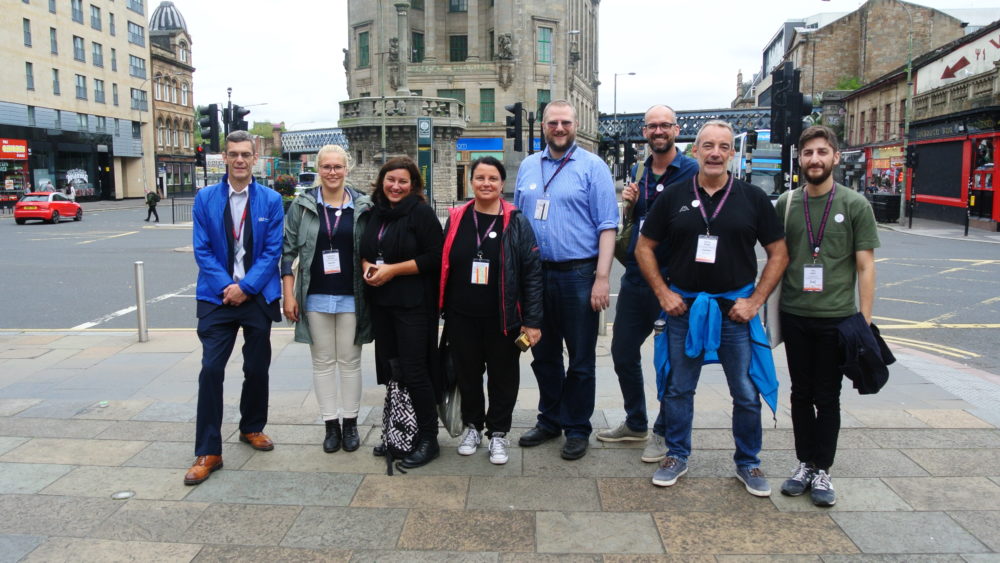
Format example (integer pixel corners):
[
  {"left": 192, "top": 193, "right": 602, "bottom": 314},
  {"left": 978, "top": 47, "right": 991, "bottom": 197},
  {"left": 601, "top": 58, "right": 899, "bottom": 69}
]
[
  {"left": 651, "top": 456, "right": 688, "bottom": 487},
  {"left": 641, "top": 433, "right": 667, "bottom": 463},
  {"left": 596, "top": 422, "right": 648, "bottom": 443},
  {"left": 810, "top": 470, "right": 836, "bottom": 507},
  {"left": 780, "top": 462, "right": 816, "bottom": 497},
  {"left": 736, "top": 466, "right": 772, "bottom": 497},
  {"left": 457, "top": 425, "right": 481, "bottom": 456},
  {"left": 488, "top": 433, "right": 509, "bottom": 465}
]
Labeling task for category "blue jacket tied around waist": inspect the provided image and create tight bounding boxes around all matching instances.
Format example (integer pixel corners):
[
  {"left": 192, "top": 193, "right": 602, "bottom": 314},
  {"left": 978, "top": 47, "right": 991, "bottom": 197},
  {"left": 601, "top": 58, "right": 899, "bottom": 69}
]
[{"left": 653, "top": 283, "right": 779, "bottom": 415}]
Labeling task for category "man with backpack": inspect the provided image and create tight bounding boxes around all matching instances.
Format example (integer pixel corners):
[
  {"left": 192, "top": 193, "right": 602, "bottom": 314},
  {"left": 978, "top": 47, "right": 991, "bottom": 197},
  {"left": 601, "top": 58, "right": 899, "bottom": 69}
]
[{"left": 145, "top": 188, "right": 161, "bottom": 222}]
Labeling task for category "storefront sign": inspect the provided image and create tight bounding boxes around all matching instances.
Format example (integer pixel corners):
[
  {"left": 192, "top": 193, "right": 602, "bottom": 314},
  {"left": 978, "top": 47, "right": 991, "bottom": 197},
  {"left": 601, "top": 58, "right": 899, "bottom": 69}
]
[
  {"left": 0, "top": 138, "right": 28, "bottom": 160},
  {"left": 872, "top": 146, "right": 903, "bottom": 159}
]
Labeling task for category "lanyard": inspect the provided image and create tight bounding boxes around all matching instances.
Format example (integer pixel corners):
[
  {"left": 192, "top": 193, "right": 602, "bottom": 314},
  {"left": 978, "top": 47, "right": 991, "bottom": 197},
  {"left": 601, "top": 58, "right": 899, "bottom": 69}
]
[
  {"left": 641, "top": 164, "right": 664, "bottom": 215},
  {"left": 320, "top": 191, "right": 349, "bottom": 250},
  {"left": 472, "top": 208, "right": 501, "bottom": 256},
  {"left": 692, "top": 174, "right": 734, "bottom": 235},
  {"left": 542, "top": 145, "right": 577, "bottom": 194},
  {"left": 803, "top": 184, "right": 837, "bottom": 260},
  {"left": 231, "top": 194, "right": 249, "bottom": 244}
]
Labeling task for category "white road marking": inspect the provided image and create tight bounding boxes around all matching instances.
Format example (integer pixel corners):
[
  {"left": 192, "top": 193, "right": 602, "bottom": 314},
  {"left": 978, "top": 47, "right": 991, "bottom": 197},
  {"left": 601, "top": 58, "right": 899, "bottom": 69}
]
[{"left": 70, "top": 282, "right": 197, "bottom": 330}]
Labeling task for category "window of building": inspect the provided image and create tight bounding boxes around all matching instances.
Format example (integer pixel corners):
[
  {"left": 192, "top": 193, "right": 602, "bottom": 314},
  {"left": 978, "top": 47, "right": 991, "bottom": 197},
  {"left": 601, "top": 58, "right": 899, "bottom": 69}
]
[
  {"left": 92, "top": 42, "right": 103, "bottom": 67},
  {"left": 28, "top": 106, "right": 36, "bottom": 127},
  {"left": 55, "top": 110, "right": 62, "bottom": 129},
  {"left": 480, "top": 88, "right": 495, "bottom": 123},
  {"left": 885, "top": 103, "right": 892, "bottom": 140},
  {"left": 156, "top": 118, "right": 163, "bottom": 146},
  {"left": 49, "top": 0, "right": 55, "bottom": 13},
  {"left": 128, "top": 55, "right": 145, "bottom": 78},
  {"left": 78, "top": 113, "right": 88, "bottom": 130},
  {"left": 94, "top": 78, "right": 104, "bottom": 103},
  {"left": 132, "top": 121, "right": 140, "bottom": 139},
  {"left": 110, "top": 48, "right": 116, "bottom": 71},
  {"left": 537, "top": 89, "right": 551, "bottom": 108},
  {"left": 449, "top": 0, "right": 467, "bottom": 12},
  {"left": 23, "top": 19, "right": 32, "bottom": 47},
  {"left": 71, "top": 0, "right": 83, "bottom": 23},
  {"left": 154, "top": 75, "right": 161, "bottom": 100},
  {"left": 537, "top": 27, "right": 552, "bottom": 63},
  {"left": 112, "top": 83, "right": 118, "bottom": 105},
  {"left": 108, "top": 12, "right": 115, "bottom": 36},
  {"left": 358, "top": 31, "right": 370, "bottom": 68},
  {"left": 75, "top": 74, "right": 87, "bottom": 99},
  {"left": 437, "top": 89, "right": 465, "bottom": 104},
  {"left": 130, "top": 88, "right": 146, "bottom": 111},
  {"left": 412, "top": 32, "right": 424, "bottom": 63},
  {"left": 73, "top": 36, "right": 85, "bottom": 61},
  {"left": 170, "top": 80, "right": 177, "bottom": 103},
  {"left": 52, "top": 68, "right": 60, "bottom": 95},
  {"left": 181, "top": 82, "right": 189, "bottom": 106},
  {"left": 449, "top": 35, "right": 468, "bottom": 62},
  {"left": 114, "top": 118, "right": 119, "bottom": 135},
  {"left": 859, "top": 111, "right": 865, "bottom": 144},
  {"left": 488, "top": 30, "right": 494, "bottom": 61},
  {"left": 127, "top": 21, "right": 145, "bottom": 47},
  {"left": 178, "top": 41, "right": 188, "bottom": 63},
  {"left": 49, "top": 28, "right": 57, "bottom": 54},
  {"left": 173, "top": 126, "right": 179, "bottom": 147},
  {"left": 869, "top": 107, "right": 877, "bottom": 143},
  {"left": 25, "top": 62, "right": 34, "bottom": 91},
  {"left": 90, "top": 5, "right": 101, "bottom": 30},
  {"left": 127, "top": 0, "right": 144, "bottom": 14},
  {"left": 96, "top": 115, "right": 105, "bottom": 131},
  {"left": 411, "top": 0, "right": 423, "bottom": 8}
]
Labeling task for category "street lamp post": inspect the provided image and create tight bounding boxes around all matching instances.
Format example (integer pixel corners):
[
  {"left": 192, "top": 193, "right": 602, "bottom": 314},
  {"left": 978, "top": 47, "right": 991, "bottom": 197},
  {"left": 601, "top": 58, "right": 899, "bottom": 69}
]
[
  {"left": 613, "top": 72, "right": 636, "bottom": 180},
  {"left": 898, "top": 2, "right": 915, "bottom": 227}
]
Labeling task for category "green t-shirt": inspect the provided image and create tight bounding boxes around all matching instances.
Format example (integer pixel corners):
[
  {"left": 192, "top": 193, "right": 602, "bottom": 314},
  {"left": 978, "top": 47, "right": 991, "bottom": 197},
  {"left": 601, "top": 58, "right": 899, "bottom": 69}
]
[{"left": 776, "top": 184, "right": 880, "bottom": 318}]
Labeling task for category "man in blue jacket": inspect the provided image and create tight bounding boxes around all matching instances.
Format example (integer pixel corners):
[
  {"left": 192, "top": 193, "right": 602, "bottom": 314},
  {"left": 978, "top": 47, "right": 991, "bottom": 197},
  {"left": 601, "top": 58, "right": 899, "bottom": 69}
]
[{"left": 184, "top": 130, "right": 284, "bottom": 485}]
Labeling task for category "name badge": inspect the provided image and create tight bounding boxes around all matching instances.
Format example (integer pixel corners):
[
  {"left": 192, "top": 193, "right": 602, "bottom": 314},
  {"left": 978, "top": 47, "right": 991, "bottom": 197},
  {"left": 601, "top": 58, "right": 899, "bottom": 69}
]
[
  {"left": 534, "top": 199, "right": 550, "bottom": 221},
  {"left": 322, "top": 250, "right": 341, "bottom": 274},
  {"left": 471, "top": 259, "right": 490, "bottom": 285},
  {"left": 375, "top": 257, "right": 385, "bottom": 266},
  {"left": 695, "top": 235, "right": 718, "bottom": 263},
  {"left": 803, "top": 264, "right": 824, "bottom": 292}
]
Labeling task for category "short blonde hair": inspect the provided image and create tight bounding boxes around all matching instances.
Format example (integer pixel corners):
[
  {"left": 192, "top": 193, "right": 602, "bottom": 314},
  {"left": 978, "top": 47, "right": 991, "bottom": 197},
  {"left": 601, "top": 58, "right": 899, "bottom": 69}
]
[{"left": 315, "top": 144, "right": 353, "bottom": 186}]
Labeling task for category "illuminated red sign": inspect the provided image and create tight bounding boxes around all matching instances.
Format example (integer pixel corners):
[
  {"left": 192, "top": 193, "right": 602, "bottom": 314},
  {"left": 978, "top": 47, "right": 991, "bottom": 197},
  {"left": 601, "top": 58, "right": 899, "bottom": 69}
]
[{"left": 0, "top": 138, "right": 28, "bottom": 160}]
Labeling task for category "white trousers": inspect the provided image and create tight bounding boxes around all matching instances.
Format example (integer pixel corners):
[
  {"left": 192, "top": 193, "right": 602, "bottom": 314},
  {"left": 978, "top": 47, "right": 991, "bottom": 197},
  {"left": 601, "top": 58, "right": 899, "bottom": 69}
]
[{"left": 305, "top": 311, "right": 363, "bottom": 421}]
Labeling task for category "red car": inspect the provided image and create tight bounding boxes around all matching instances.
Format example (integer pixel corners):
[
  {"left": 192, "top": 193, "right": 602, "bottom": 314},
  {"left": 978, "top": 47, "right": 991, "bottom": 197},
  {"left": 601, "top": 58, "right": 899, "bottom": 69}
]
[{"left": 14, "top": 192, "right": 82, "bottom": 224}]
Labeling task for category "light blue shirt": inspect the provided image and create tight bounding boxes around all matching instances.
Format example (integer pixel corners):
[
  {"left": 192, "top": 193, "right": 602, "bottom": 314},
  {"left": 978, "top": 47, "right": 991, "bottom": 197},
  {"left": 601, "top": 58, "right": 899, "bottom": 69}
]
[
  {"left": 305, "top": 189, "right": 356, "bottom": 315},
  {"left": 514, "top": 144, "right": 618, "bottom": 262}
]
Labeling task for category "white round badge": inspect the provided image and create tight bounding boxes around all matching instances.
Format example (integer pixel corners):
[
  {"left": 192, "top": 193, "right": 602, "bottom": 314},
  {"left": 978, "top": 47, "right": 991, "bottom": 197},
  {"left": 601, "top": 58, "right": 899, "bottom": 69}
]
[
  {"left": 334, "top": 210, "right": 343, "bottom": 217},
  {"left": 529, "top": 183, "right": 537, "bottom": 191},
  {"left": 656, "top": 184, "right": 664, "bottom": 192},
  {"left": 488, "top": 231, "right": 497, "bottom": 239},
  {"left": 834, "top": 213, "right": 845, "bottom": 223},
  {"left": 691, "top": 199, "right": 701, "bottom": 208}
]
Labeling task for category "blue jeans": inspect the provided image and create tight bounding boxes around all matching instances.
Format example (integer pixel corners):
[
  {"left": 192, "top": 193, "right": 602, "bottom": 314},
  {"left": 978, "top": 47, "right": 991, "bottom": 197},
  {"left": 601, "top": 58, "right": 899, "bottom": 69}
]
[
  {"left": 530, "top": 262, "right": 599, "bottom": 439},
  {"left": 610, "top": 268, "right": 665, "bottom": 435},
  {"left": 662, "top": 311, "right": 762, "bottom": 468}
]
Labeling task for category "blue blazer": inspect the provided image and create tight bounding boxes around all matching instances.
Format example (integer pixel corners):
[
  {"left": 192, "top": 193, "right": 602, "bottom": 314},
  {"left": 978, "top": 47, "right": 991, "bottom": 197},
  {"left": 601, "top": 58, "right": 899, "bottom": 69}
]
[{"left": 193, "top": 176, "right": 284, "bottom": 308}]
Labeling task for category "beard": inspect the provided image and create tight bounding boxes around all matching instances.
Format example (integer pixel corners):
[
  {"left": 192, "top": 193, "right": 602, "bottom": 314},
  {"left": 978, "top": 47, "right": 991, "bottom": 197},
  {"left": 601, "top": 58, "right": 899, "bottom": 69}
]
[
  {"left": 804, "top": 164, "right": 833, "bottom": 185},
  {"left": 649, "top": 137, "right": 675, "bottom": 154},
  {"left": 545, "top": 131, "right": 576, "bottom": 153}
]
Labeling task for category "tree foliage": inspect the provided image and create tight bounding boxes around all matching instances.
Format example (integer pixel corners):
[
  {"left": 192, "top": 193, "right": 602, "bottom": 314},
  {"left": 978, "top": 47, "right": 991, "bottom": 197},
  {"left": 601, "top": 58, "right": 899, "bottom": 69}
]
[{"left": 835, "top": 76, "right": 862, "bottom": 91}]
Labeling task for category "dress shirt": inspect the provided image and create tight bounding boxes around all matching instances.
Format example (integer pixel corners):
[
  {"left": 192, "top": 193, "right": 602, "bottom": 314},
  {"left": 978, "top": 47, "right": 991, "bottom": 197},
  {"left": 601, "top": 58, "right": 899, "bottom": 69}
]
[{"left": 228, "top": 184, "right": 249, "bottom": 282}]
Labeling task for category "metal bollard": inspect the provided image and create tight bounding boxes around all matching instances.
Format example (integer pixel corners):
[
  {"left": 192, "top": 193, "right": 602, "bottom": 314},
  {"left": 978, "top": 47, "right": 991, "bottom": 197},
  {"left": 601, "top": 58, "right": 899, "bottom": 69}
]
[
  {"left": 598, "top": 309, "right": 607, "bottom": 336},
  {"left": 134, "top": 261, "right": 148, "bottom": 342}
]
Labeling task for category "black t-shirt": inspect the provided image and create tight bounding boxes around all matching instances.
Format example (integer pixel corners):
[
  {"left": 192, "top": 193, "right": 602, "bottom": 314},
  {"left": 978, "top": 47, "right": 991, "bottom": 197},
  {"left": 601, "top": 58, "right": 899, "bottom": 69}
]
[
  {"left": 307, "top": 205, "right": 354, "bottom": 296},
  {"left": 641, "top": 175, "right": 783, "bottom": 294},
  {"left": 446, "top": 209, "right": 502, "bottom": 317}
]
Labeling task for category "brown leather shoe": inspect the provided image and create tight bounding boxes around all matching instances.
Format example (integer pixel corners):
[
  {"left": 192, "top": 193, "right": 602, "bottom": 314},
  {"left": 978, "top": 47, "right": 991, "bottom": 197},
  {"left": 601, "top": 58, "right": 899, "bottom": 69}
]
[
  {"left": 183, "top": 455, "right": 223, "bottom": 485},
  {"left": 239, "top": 431, "right": 274, "bottom": 451}
]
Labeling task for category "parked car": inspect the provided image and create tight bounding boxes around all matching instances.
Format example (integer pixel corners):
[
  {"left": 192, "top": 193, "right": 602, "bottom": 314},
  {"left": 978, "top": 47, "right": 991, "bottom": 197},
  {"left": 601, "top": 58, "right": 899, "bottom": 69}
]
[
  {"left": 294, "top": 171, "right": 317, "bottom": 196},
  {"left": 14, "top": 192, "right": 82, "bottom": 224}
]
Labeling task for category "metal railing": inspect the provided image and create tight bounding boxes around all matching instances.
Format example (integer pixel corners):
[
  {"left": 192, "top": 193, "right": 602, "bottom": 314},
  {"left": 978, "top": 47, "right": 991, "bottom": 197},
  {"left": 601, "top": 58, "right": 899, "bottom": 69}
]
[{"left": 171, "top": 197, "right": 194, "bottom": 224}]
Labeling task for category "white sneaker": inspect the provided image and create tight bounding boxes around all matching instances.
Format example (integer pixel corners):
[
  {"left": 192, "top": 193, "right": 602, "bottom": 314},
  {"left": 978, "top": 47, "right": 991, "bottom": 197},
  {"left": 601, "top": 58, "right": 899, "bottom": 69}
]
[
  {"left": 489, "top": 433, "right": 509, "bottom": 465},
  {"left": 457, "top": 425, "right": 481, "bottom": 456}
]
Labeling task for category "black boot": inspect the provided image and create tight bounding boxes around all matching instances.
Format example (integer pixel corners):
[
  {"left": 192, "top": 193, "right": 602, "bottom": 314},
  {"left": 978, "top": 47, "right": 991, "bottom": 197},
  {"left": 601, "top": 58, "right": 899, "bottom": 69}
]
[
  {"left": 342, "top": 417, "right": 360, "bottom": 452},
  {"left": 399, "top": 434, "right": 440, "bottom": 469},
  {"left": 323, "top": 419, "right": 342, "bottom": 453}
]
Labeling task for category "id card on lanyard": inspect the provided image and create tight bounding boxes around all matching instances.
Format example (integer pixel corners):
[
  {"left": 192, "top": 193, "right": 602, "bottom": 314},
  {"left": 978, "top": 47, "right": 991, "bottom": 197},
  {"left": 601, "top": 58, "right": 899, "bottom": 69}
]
[
  {"left": 470, "top": 209, "right": 500, "bottom": 285},
  {"left": 535, "top": 146, "right": 576, "bottom": 221},
  {"left": 375, "top": 221, "right": 388, "bottom": 266},
  {"left": 802, "top": 185, "right": 837, "bottom": 292},
  {"left": 691, "top": 175, "right": 733, "bottom": 264},
  {"left": 321, "top": 191, "right": 348, "bottom": 275}
]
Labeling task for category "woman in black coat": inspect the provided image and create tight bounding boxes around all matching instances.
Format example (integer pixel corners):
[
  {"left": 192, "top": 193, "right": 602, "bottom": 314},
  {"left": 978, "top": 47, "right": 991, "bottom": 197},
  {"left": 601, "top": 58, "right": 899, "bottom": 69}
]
[{"left": 360, "top": 156, "right": 443, "bottom": 469}]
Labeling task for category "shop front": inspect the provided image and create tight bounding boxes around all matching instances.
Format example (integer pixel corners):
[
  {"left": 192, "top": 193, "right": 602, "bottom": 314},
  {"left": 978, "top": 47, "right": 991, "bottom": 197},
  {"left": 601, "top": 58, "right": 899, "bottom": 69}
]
[
  {"left": 865, "top": 144, "right": 904, "bottom": 194},
  {"left": 0, "top": 138, "right": 30, "bottom": 211},
  {"left": 155, "top": 154, "right": 197, "bottom": 197},
  {"left": 0, "top": 124, "right": 114, "bottom": 202}
]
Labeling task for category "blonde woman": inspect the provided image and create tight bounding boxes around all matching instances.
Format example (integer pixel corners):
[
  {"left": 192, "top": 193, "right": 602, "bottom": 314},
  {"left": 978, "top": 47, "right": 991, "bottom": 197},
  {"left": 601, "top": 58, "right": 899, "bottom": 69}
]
[{"left": 282, "top": 144, "right": 373, "bottom": 453}]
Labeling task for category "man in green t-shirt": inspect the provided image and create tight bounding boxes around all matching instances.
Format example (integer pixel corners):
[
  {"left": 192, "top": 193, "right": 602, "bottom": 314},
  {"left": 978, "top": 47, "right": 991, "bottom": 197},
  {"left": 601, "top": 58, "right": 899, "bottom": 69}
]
[{"left": 775, "top": 125, "right": 879, "bottom": 508}]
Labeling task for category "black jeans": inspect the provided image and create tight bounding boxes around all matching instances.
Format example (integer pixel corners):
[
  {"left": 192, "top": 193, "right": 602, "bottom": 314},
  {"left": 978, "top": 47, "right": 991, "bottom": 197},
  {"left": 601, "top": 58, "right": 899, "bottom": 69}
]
[
  {"left": 781, "top": 311, "right": 850, "bottom": 471},
  {"left": 446, "top": 311, "right": 520, "bottom": 436},
  {"left": 372, "top": 302, "right": 438, "bottom": 437},
  {"left": 146, "top": 206, "right": 159, "bottom": 221}
]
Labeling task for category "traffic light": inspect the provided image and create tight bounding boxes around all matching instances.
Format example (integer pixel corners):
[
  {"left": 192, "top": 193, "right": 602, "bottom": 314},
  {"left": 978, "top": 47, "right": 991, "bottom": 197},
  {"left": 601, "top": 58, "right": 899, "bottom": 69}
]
[
  {"left": 505, "top": 102, "right": 523, "bottom": 152},
  {"left": 905, "top": 145, "right": 918, "bottom": 169},
  {"left": 769, "top": 62, "right": 813, "bottom": 146},
  {"left": 195, "top": 144, "right": 206, "bottom": 167},
  {"left": 232, "top": 105, "right": 250, "bottom": 132},
  {"left": 746, "top": 130, "right": 758, "bottom": 151},
  {"left": 198, "top": 104, "right": 219, "bottom": 153},
  {"left": 537, "top": 102, "right": 548, "bottom": 152}
]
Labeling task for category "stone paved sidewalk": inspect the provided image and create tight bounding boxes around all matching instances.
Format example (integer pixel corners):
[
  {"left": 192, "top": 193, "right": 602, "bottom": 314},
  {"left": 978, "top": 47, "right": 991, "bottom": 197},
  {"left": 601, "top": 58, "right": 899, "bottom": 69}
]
[{"left": 0, "top": 329, "right": 999, "bottom": 561}]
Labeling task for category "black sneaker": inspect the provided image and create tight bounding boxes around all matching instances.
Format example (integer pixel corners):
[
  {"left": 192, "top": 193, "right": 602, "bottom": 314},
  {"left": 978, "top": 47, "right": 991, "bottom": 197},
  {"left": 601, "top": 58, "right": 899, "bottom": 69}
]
[
  {"left": 810, "top": 470, "right": 836, "bottom": 507},
  {"left": 780, "top": 462, "right": 816, "bottom": 496},
  {"left": 518, "top": 425, "right": 560, "bottom": 447}
]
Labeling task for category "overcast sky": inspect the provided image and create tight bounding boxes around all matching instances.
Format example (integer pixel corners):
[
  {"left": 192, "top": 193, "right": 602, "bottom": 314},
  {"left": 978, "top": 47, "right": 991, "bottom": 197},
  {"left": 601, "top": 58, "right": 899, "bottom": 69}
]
[{"left": 164, "top": 0, "right": 992, "bottom": 129}]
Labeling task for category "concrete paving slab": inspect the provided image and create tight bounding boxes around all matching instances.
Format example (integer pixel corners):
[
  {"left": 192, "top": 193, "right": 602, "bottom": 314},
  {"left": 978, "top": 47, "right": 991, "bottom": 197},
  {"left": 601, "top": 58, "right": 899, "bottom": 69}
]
[
  {"left": 603, "top": 556, "right": 714, "bottom": 563},
  {"left": 654, "top": 512, "right": 857, "bottom": 555},
  {"left": 522, "top": 446, "right": 649, "bottom": 478},
  {"left": 467, "top": 476, "right": 600, "bottom": 512},
  {"left": 907, "top": 410, "right": 994, "bottom": 428},
  {"left": 185, "top": 469, "right": 362, "bottom": 507},
  {"left": 864, "top": 429, "right": 1000, "bottom": 449},
  {"left": 131, "top": 401, "right": 197, "bottom": 422},
  {"left": 597, "top": 477, "right": 777, "bottom": 513},
  {"left": 0, "top": 437, "right": 27, "bottom": 455},
  {"left": 955, "top": 555, "right": 1000, "bottom": 563},
  {"left": 535, "top": 512, "right": 661, "bottom": 554},
  {"left": 0, "top": 349, "right": 50, "bottom": 360},
  {"left": 14, "top": 399, "right": 95, "bottom": 418},
  {"left": 122, "top": 440, "right": 253, "bottom": 470},
  {"left": 399, "top": 509, "right": 535, "bottom": 552},
  {"left": 394, "top": 446, "right": 525, "bottom": 476},
  {"left": 90, "top": 499, "right": 210, "bottom": 542},
  {"left": 240, "top": 443, "right": 384, "bottom": 474},
  {"left": 281, "top": 506, "right": 407, "bottom": 550},
  {"left": 716, "top": 557, "right": 822, "bottom": 563},
  {"left": 96, "top": 420, "right": 196, "bottom": 441},
  {"left": 351, "top": 475, "right": 468, "bottom": 509},
  {"left": 183, "top": 502, "right": 302, "bottom": 546},
  {"left": 814, "top": 448, "right": 930, "bottom": 478},
  {"left": 847, "top": 409, "right": 930, "bottom": 429},
  {"left": 0, "top": 534, "right": 46, "bottom": 563},
  {"left": 902, "top": 448, "right": 1000, "bottom": 476},
  {"left": 355, "top": 550, "right": 500, "bottom": 562},
  {"left": 21, "top": 537, "right": 202, "bottom": 562},
  {"left": 770, "top": 478, "right": 912, "bottom": 512},
  {"left": 0, "top": 437, "right": 148, "bottom": 466},
  {"left": 831, "top": 512, "right": 989, "bottom": 554},
  {"left": 0, "top": 417, "right": 112, "bottom": 439},
  {"left": 0, "top": 462, "right": 74, "bottom": 494},
  {"left": 0, "top": 494, "right": 122, "bottom": 537},
  {"left": 0, "top": 399, "right": 40, "bottom": 417},
  {"left": 821, "top": 556, "right": 966, "bottom": 563},
  {"left": 947, "top": 511, "right": 1000, "bottom": 552},
  {"left": 74, "top": 399, "right": 155, "bottom": 420},
  {"left": 193, "top": 545, "right": 353, "bottom": 562},
  {"left": 884, "top": 477, "right": 1000, "bottom": 511},
  {"left": 40, "top": 466, "right": 191, "bottom": 500}
]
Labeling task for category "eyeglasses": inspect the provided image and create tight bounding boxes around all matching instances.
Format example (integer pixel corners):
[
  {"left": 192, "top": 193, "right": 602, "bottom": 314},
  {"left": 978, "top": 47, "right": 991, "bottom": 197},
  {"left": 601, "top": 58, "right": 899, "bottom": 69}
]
[
  {"left": 544, "top": 120, "right": 575, "bottom": 129},
  {"left": 226, "top": 151, "right": 254, "bottom": 160},
  {"left": 320, "top": 164, "right": 346, "bottom": 173},
  {"left": 643, "top": 122, "right": 677, "bottom": 131}
]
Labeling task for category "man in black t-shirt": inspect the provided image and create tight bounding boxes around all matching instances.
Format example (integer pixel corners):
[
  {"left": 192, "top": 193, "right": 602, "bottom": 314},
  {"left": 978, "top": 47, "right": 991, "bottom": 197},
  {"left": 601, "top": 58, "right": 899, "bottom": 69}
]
[{"left": 635, "top": 120, "right": 788, "bottom": 497}]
